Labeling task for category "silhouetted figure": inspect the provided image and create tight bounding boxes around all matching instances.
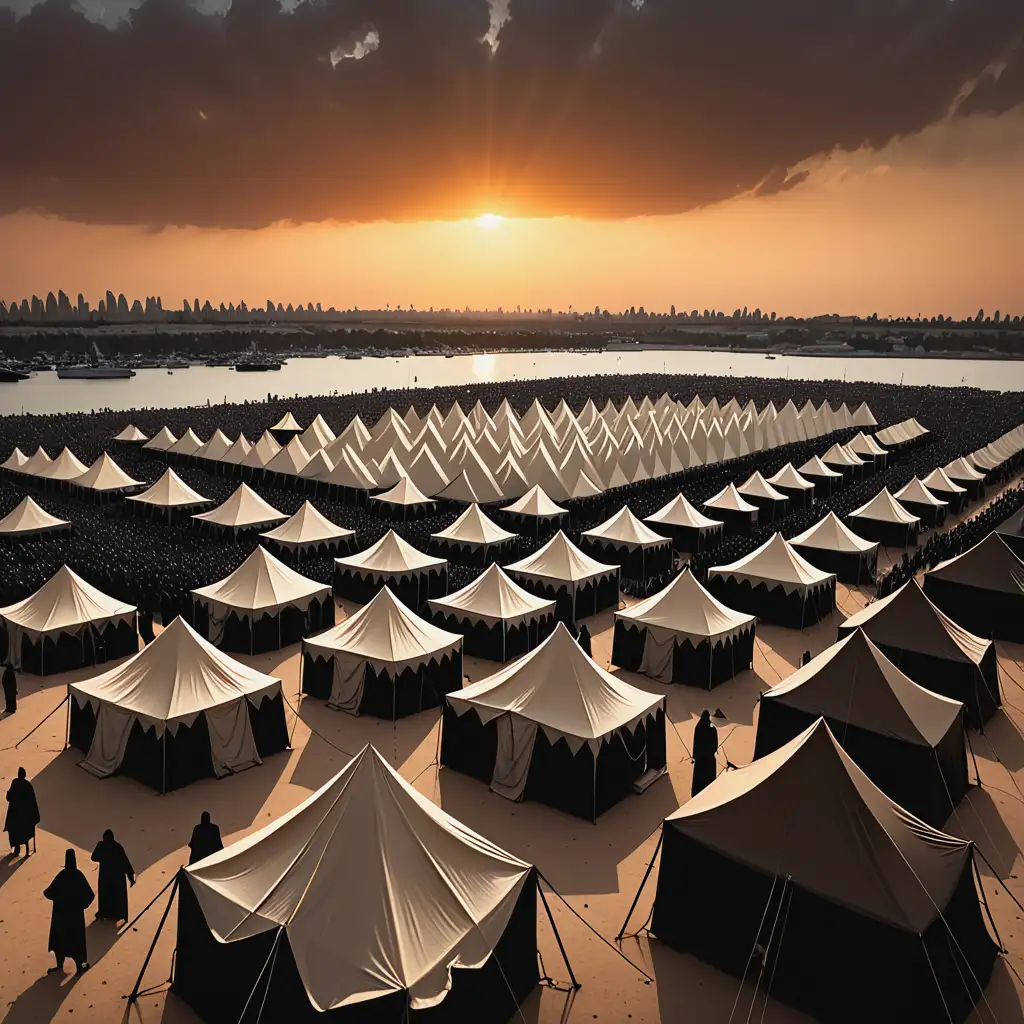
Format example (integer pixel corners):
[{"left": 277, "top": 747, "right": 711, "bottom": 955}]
[
  {"left": 91, "top": 829, "right": 135, "bottom": 923},
  {"left": 5, "top": 767, "right": 39, "bottom": 856},
  {"left": 187, "top": 811, "right": 223, "bottom": 865},
  {"left": 576, "top": 623, "right": 592, "bottom": 656},
  {"left": 2, "top": 662, "right": 16, "bottom": 714},
  {"left": 691, "top": 710, "right": 719, "bottom": 798},
  {"left": 801, "top": 650, "right": 812, "bottom": 666},
  {"left": 44, "top": 850, "right": 94, "bottom": 974},
  {"left": 138, "top": 607, "right": 155, "bottom": 646}
]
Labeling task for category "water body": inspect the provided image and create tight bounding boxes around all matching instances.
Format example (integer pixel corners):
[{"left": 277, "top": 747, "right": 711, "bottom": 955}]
[{"left": 4, "top": 350, "right": 1022, "bottom": 416}]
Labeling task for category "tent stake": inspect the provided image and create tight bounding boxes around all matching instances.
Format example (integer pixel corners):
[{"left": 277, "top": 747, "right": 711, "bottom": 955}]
[
  {"left": 616, "top": 829, "right": 663, "bottom": 940},
  {"left": 126, "top": 870, "right": 181, "bottom": 1006},
  {"left": 536, "top": 874, "right": 580, "bottom": 990}
]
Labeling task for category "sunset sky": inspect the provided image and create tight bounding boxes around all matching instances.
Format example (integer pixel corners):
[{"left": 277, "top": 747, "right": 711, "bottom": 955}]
[{"left": 2, "top": 0, "right": 1023, "bottom": 318}]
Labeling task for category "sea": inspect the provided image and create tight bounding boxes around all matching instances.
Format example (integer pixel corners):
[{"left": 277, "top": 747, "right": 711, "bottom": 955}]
[{"left": 3, "top": 350, "right": 1024, "bottom": 417}]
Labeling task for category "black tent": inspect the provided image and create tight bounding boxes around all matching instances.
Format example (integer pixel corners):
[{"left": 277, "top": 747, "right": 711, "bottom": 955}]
[
  {"left": 789, "top": 511, "right": 879, "bottom": 585},
  {"left": 333, "top": 530, "right": 448, "bottom": 611}
]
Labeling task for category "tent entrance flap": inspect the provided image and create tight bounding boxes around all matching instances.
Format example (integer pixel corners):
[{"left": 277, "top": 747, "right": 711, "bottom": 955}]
[
  {"left": 640, "top": 628, "right": 674, "bottom": 683},
  {"left": 327, "top": 654, "right": 366, "bottom": 713},
  {"left": 80, "top": 703, "right": 135, "bottom": 778},
  {"left": 205, "top": 700, "right": 261, "bottom": 777},
  {"left": 490, "top": 714, "right": 538, "bottom": 802}
]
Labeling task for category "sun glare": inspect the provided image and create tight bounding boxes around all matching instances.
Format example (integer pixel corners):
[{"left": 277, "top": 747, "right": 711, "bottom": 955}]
[{"left": 475, "top": 213, "right": 504, "bottom": 229}]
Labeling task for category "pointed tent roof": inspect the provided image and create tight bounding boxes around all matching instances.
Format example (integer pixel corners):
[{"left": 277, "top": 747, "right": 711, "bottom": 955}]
[
  {"left": 767, "top": 463, "right": 815, "bottom": 491},
  {"left": 798, "top": 454, "right": 843, "bottom": 479},
  {"left": 502, "top": 484, "right": 567, "bottom": 519},
  {"left": 848, "top": 488, "right": 920, "bottom": 525},
  {"left": 449, "top": 622, "right": 663, "bottom": 745},
  {"left": 1, "top": 448, "right": 29, "bottom": 472},
  {"left": 71, "top": 617, "right": 280, "bottom": 727},
  {"left": 943, "top": 457, "right": 986, "bottom": 483},
  {"left": 326, "top": 446, "right": 377, "bottom": 490},
  {"left": 41, "top": 447, "right": 89, "bottom": 481},
  {"left": 0, "top": 565, "right": 135, "bottom": 636},
  {"left": 372, "top": 475, "right": 435, "bottom": 508},
  {"left": 194, "top": 429, "right": 233, "bottom": 462},
  {"left": 0, "top": 496, "right": 70, "bottom": 536},
  {"left": 428, "top": 564, "right": 555, "bottom": 627},
  {"left": 304, "top": 586, "right": 461, "bottom": 673},
  {"left": 114, "top": 424, "right": 148, "bottom": 443},
  {"left": 822, "top": 442, "right": 865, "bottom": 468},
  {"left": 703, "top": 483, "right": 759, "bottom": 515},
  {"left": 297, "top": 449, "right": 334, "bottom": 482},
  {"left": 264, "top": 435, "right": 311, "bottom": 476},
  {"left": 193, "top": 546, "right": 329, "bottom": 613},
  {"left": 894, "top": 477, "right": 947, "bottom": 508},
  {"left": 617, "top": 568, "right": 754, "bottom": 644},
  {"left": 435, "top": 467, "right": 504, "bottom": 505},
  {"left": 850, "top": 402, "right": 878, "bottom": 427},
  {"left": 260, "top": 501, "right": 354, "bottom": 549},
  {"left": 127, "top": 468, "right": 211, "bottom": 509},
  {"left": 582, "top": 506, "right": 669, "bottom": 548},
  {"left": 921, "top": 467, "right": 967, "bottom": 495},
  {"left": 567, "top": 472, "right": 604, "bottom": 499},
  {"left": 74, "top": 452, "right": 143, "bottom": 492},
  {"left": 142, "top": 426, "right": 177, "bottom": 452},
  {"left": 185, "top": 744, "right": 532, "bottom": 1011},
  {"left": 737, "top": 471, "right": 789, "bottom": 503},
  {"left": 839, "top": 579, "right": 990, "bottom": 666},
  {"left": 271, "top": 411, "right": 303, "bottom": 432},
  {"left": 927, "top": 533, "right": 1024, "bottom": 596},
  {"left": 219, "top": 434, "right": 253, "bottom": 466},
  {"left": 848, "top": 431, "right": 888, "bottom": 457},
  {"left": 240, "top": 431, "right": 282, "bottom": 469},
  {"left": 762, "top": 630, "right": 963, "bottom": 746},
  {"left": 789, "top": 511, "right": 878, "bottom": 554},
  {"left": 193, "top": 483, "right": 288, "bottom": 530},
  {"left": 335, "top": 530, "right": 446, "bottom": 577},
  {"left": 299, "top": 413, "right": 336, "bottom": 452},
  {"left": 666, "top": 719, "right": 969, "bottom": 933},
  {"left": 407, "top": 446, "right": 450, "bottom": 497},
  {"left": 431, "top": 503, "right": 516, "bottom": 546},
  {"left": 505, "top": 531, "right": 617, "bottom": 585},
  {"left": 710, "top": 533, "right": 835, "bottom": 594},
  {"left": 334, "top": 415, "right": 372, "bottom": 452},
  {"left": 166, "top": 428, "right": 204, "bottom": 458}
]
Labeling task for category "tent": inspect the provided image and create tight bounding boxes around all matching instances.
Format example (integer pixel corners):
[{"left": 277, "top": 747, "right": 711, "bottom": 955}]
[
  {"left": 443, "top": 623, "right": 666, "bottom": 821},
  {"left": 798, "top": 454, "right": 844, "bottom": 495},
  {"left": 996, "top": 507, "right": 1024, "bottom": 560},
  {"left": 847, "top": 431, "right": 889, "bottom": 469},
  {"left": 736, "top": 472, "right": 790, "bottom": 521},
  {"left": 923, "top": 534, "right": 1024, "bottom": 642},
  {"left": 499, "top": 485, "right": 569, "bottom": 538},
  {"left": 707, "top": 533, "right": 837, "bottom": 627},
  {"left": 943, "top": 457, "right": 986, "bottom": 500},
  {"left": 1, "top": 447, "right": 29, "bottom": 473},
  {"left": 142, "top": 426, "right": 177, "bottom": 452},
  {"left": 846, "top": 488, "right": 921, "bottom": 547},
  {"left": 789, "top": 511, "right": 879, "bottom": 584},
  {"left": 612, "top": 570, "right": 755, "bottom": 687},
  {"left": 21, "top": 447, "right": 53, "bottom": 478},
  {"left": 580, "top": 507, "right": 672, "bottom": 580},
  {"left": 821, "top": 442, "right": 866, "bottom": 479},
  {"left": 192, "top": 483, "right": 288, "bottom": 536},
  {"left": 333, "top": 530, "right": 448, "bottom": 610},
  {"left": 0, "top": 565, "right": 137, "bottom": 674},
  {"left": 921, "top": 467, "right": 969, "bottom": 515},
  {"left": 647, "top": 720, "right": 997, "bottom": 1024},
  {"left": 370, "top": 475, "right": 436, "bottom": 522},
  {"left": 192, "top": 547, "right": 334, "bottom": 654},
  {"left": 259, "top": 501, "right": 356, "bottom": 562},
  {"left": 766, "top": 463, "right": 816, "bottom": 509},
  {"left": 113, "top": 424, "right": 149, "bottom": 445},
  {"left": 218, "top": 434, "right": 253, "bottom": 475},
  {"left": 40, "top": 447, "right": 90, "bottom": 486},
  {"left": 173, "top": 745, "right": 542, "bottom": 1024},
  {"left": 73, "top": 453, "right": 144, "bottom": 501},
  {"left": 263, "top": 436, "right": 312, "bottom": 481},
  {"left": 240, "top": 431, "right": 282, "bottom": 477},
  {"left": 166, "top": 428, "right": 205, "bottom": 462},
  {"left": 269, "top": 411, "right": 304, "bottom": 443},
  {"left": 876, "top": 417, "right": 930, "bottom": 449},
  {"left": 505, "top": 531, "right": 619, "bottom": 626},
  {"left": 702, "top": 484, "right": 759, "bottom": 535},
  {"left": 755, "top": 630, "right": 969, "bottom": 826},
  {"left": 0, "top": 496, "right": 71, "bottom": 541},
  {"left": 643, "top": 494, "right": 723, "bottom": 552},
  {"left": 69, "top": 618, "right": 287, "bottom": 793},
  {"left": 838, "top": 580, "right": 1000, "bottom": 728},
  {"left": 194, "top": 429, "right": 233, "bottom": 463},
  {"left": 301, "top": 587, "right": 463, "bottom": 718},
  {"left": 430, "top": 503, "right": 517, "bottom": 567},
  {"left": 893, "top": 477, "right": 948, "bottom": 529},
  {"left": 126, "top": 469, "right": 212, "bottom": 522},
  {"left": 435, "top": 467, "right": 504, "bottom": 506},
  {"left": 427, "top": 564, "right": 557, "bottom": 662}
]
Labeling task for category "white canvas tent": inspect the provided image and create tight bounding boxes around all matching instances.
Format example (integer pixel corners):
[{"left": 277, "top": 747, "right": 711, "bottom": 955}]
[
  {"left": 142, "top": 426, "right": 177, "bottom": 452},
  {"left": 40, "top": 447, "right": 89, "bottom": 483},
  {"left": 847, "top": 488, "right": 921, "bottom": 546},
  {"left": 643, "top": 494, "right": 723, "bottom": 552},
  {"left": 1, "top": 447, "right": 29, "bottom": 473},
  {"left": 789, "top": 511, "right": 879, "bottom": 584},
  {"left": 192, "top": 483, "right": 288, "bottom": 534},
  {"left": 333, "top": 529, "right": 448, "bottom": 609},
  {"left": 0, "top": 496, "right": 71, "bottom": 540},
  {"left": 430, "top": 503, "right": 517, "bottom": 566},
  {"left": 259, "top": 501, "right": 355, "bottom": 560},
  {"left": 73, "top": 453, "right": 144, "bottom": 497},
  {"left": 126, "top": 469, "right": 212, "bottom": 520},
  {"left": 580, "top": 506, "right": 671, "bottom": 579},
  {"left": 113, "top": 424, "right": 149, "bottom": 444}
]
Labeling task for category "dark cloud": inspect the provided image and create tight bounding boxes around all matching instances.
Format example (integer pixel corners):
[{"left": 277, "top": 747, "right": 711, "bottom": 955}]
[{"left": 1, "top": 0, "right": 1023, "bottom": 228}]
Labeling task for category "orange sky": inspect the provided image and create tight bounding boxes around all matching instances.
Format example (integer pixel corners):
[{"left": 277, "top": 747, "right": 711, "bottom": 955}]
[{"left": 2, "top": 109, "right": 1023, "bottom": 320}]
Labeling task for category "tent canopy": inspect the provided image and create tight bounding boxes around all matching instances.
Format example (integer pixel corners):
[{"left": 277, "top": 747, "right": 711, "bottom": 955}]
[
  {"left": 798, "top": 455, "right": 843, "bottom": 479},
  {"left": 260, "top": 501, "right": 354, "bottom": 548},
  {"left": 271, "top": 411, "right": 303, "bottom": 432},
  {"left": 582, "top": 506, "right": 669, "bottom": 548},
  {"left": 431, "top": 503, "right": 516, "bottom": 546},
  {"left": 0, "top": 565, "right": 135, "bottom": 636},
  {"left": 193, "top": 546, "right": 330, "bottom": 613},
  {"left": 927, "top": 534, "right": 1024, "bottom": 596},
  {"left": 762, "top": 630, "right": 963, "bottom": 746},
  {"left": 192, "top": 483, "right": 288, "bottom": 530},
  {"left": 372, "top": 476, "right": 435, "bottom": 508},
  {"left": 114, "top": 425, "right": 148, "bottom": 443},
  {"left": 336, "top": 530, "right": 446, "bottom": 576},
  {"left": 709, "top": 533, "right": 835, "bottom": 594},
  {"left": 644, "top": 494, "right": 723, "bottom": 530},
  {"left": 428, "top": 564, "right": 555, "bottom": 627},
  {"left": 167, "top": 428, "right": 205, "bottom": 457},
  {"left": 1, "top": 448, "right": 29, "bottom": 472},
  {"left": 667, "top": 719, "right": 970, "bottom": 933},
  {"left": 449, "top": 622, "right": 663, "bottom": 743},
  {"left": 75, "top": 453, "right": 143, "bottom": 492},
  {"left": 922, "top": 468, "right": 967, "bottom": 495},
  {"left": 304, "top": 586, "right": 461, "bottom": 673},
  {"left": 943, "top": 457, "right": 986, "bottom": 483},
  {"left": 737, "top": 472, "right": 788, "bottom": 502},
  {"left": 501, "top": 485, "right": 567, "bottom": 518},
  {"left": 0, "top": 496, "right": 70, "bottom": 536},
  {"left": 767, "top": 464, "right": 815, "bottom": 491},
  {"left": 894, "top": 478, "right": 947, "bottom": 509},
  {"left": 848, "top": 488, "right": 920, "bottom": 525},
  {"left": 703, "top": 484, "right": 760, "bottom": 514},
  {"left": 194, "top": 430, "right": 234, "bottom": 462},
  {"left": 142, "top": 426, "right": 177, "bottom": 452},
  {"left": 821, "top": 443, "right": 865, "bottom": 468},
  {"left": 127, "top": 469, "right": 210, "bottom": 509},
  {"left": 616, "top": 569, "right": 754, "bottom": 644},
  {"left": 42, "top": 447, "right": 90, "bottom": 481},
  {"left": 505, "top": 531, "right": 617, "bottom": 585},
  {"left": 789, "top": 512, "right": 878, "bottom": 554},
  {"left": 185, "top": 744, "right": 532, "bottom": 1011}
]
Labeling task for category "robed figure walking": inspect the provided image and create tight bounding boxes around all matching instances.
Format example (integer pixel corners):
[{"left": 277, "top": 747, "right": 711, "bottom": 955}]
[
  {"left": 5, "top": 767, "right": 40, "bottom": 856},
  {"left": 44, "top": 850, "right": 95, "bottom": 974},
  {"left": 91, "top": 829, "right": 135, "bottom": 923},
  {"left": 691, "top": 710, "right": 718, "bottom": 798},
  {"left": 2, "top": 662, "right": 16, "bottom": 714},
  {"left": 187, "top": 812, "right": 223, "bottom": 865}
]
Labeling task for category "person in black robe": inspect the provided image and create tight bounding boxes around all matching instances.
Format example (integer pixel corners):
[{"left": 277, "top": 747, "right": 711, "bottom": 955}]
[
  {"left": 44, "top": 850, "right": 94, "bottom": 974},
  {"left": 5, "top": 767, "right": 40, "bottom": 856},
  {"left": 187, "top": 811, "right": 223, "bottom": 865},
  {"left": 691, "top": 710, "right": 718, "bottom": 798},
  {"left": 2, "top": 662, "right": 16, "bottom": 714},
  {"left": 91, "top": 829, "right": 135, "bottom": 923},
  {"left": 576, "top": 623, "right": 592, "bottom": 656},
  {"left": 138, "top": 607, "right": 155, "bottom": 646},
  {"left": 801, "top": 650, "right": 812, "bottom": 666}
]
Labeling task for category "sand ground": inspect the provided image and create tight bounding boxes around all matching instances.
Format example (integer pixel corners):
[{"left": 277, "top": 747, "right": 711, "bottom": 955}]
[{"left": 3, "top": 487, "right": 1024, "bottom": 1024}]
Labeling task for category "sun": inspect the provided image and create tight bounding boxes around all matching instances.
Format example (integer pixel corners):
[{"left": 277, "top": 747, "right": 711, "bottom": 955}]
[{"left": 475, "top": 213, "right": 504, "bottom": 229}]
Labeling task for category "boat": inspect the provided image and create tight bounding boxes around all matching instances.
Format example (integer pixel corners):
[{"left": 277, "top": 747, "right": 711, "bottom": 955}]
[
  {"left": 765, "top": 354, "right": 777, "bottom": 360},
  {"left": 233, "top": 362, "right": 282, "bottom": 372},
  {"left": 0, "top": 368, "right": 30, "bottom": 382},
  {"left": 344, "top": 353, "right": 362, "bottom": 360},
  {"left": 166, "top": 361, "right": 189, "bottom": 370},
  {"left": 57, "top": 365, "right": 136, "bottom": 379}
]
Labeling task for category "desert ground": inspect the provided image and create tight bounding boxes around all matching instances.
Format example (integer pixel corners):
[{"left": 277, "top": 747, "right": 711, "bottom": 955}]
[{"left": 3, "top": 489, "right": 1024, "bottom": 1024}]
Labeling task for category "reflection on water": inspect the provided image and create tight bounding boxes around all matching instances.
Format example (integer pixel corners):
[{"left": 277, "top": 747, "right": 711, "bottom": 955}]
[{"left": 2, "top": 349, "right": 1021, "bottom": 417}]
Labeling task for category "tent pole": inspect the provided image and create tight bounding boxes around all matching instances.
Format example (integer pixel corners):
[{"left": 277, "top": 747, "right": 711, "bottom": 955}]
[
  {"left": 161, "top": 730, "right": 167, "bottom": 795},
  {"left": 536, "top": 874, "right": 580, "bottom": 990},
  {"left": 65, "top": 684, "right": 71, "bottom": 749},
  {"left": 965, "top": 728, "right": 983, "bottom": 788},
  {"left": 126, "top": 870, "right": 181, "bottom": 1006}
]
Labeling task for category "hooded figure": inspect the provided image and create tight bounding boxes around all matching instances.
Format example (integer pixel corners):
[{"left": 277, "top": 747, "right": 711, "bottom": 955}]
[
  {"left": 44, "top": 850, "right": 94, "bottom": 973},
  {"left": 2, "top": 662, "right": 16, "bottom": 714},
  {"left": 187, "top": 811, "right": 223, "bottom": 865},
  {"left": 691, "top": 710, "right": 718, "bottom": 798},
  {"left": 91, "top": 829, "right": 135, "bottom": 923},
  {"left": 5, "top": 767, "right": 40, "bottom": 856},
  {"left": 576, "top": 623, "right": 592, "bottom": 657}
]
